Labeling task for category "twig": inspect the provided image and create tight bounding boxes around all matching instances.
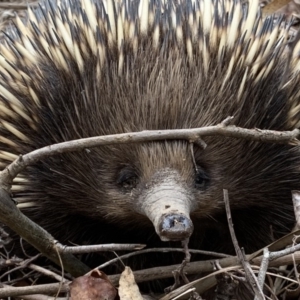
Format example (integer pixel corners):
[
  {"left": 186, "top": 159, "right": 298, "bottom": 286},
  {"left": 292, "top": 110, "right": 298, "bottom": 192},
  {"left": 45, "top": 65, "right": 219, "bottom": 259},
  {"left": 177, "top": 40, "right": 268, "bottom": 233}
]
[
  {"left": 269, "top": 243, "right": 300, "bottom": 260},
  {"left": 292, "top": 191, "right": 300, "bottom": 230},
  {"left": 98, "top": 247, "right": 231, "bottom": 269},
  {"left": 27, "top": 264, "right": 65, "bottom": 282},
  {"left": 105, "top": 247, "right": 300, "bottom": 286},
  {"left": 0, "top": 254, "right": 40, "bottom": 280},
  {"left": 256, "top": 248, "right": 270, "bottom": 291},
  {"left": 223, "top": 189, "right": 265, "bottom": 300},
  {"left": 63, "top": 243, "right": 145, "bottom": 254},
  {"left": 1, "top": 123, "right": 299, "bottom": 188},
  {"left": 292, "top": 236, "right": 300, "bottom": 284},
  {"left": 165, "top": 239, "right": 192, "bottom": 292},
  {"left": 221, "top": 116, "right": 234, "bottom": 126},
  {"left": 0, "top": 283, "right": 69, "bottom": 298}
]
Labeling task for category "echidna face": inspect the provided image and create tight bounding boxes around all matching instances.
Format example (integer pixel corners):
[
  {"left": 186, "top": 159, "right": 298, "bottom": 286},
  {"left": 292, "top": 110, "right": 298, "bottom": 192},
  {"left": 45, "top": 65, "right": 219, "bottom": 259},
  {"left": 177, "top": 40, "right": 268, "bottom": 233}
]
[
  {"left": 86, "top": 141, "right": 225, "bottom": 242},
  {"left": 113, "top": 142, "right": 203, "bottom": 241},
  {"left": 71, "top": 142, "right": 192, "bottom": 241}
]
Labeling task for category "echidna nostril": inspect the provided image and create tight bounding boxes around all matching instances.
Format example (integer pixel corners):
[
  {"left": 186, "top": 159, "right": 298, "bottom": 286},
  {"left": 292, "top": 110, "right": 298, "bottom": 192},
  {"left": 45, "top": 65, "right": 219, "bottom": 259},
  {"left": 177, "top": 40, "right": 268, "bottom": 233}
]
[{"left": 158, "top": 213, "right": 194, "bottom": 241}]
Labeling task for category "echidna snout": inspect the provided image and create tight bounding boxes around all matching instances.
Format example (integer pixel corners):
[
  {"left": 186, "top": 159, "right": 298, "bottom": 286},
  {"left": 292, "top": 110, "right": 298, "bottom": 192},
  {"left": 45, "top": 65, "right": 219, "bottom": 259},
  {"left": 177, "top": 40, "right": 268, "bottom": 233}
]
[{"left": 138, "top": 170, "right": 194, "bottom": 241}]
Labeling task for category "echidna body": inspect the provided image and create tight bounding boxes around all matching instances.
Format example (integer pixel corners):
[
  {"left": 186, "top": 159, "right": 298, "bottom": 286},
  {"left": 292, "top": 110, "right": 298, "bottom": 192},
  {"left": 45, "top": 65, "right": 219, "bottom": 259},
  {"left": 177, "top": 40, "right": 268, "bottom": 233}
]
[{"left": 1, "top": 0, "right": 300, "bottom": 290}]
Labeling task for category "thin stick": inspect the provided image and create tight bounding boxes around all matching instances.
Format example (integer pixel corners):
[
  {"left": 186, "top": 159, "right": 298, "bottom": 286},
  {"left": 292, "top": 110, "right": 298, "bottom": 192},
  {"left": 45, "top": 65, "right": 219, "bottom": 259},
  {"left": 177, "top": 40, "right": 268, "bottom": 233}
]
[{"left": 223, "top": 189, "right": 265, "bottom": 300}]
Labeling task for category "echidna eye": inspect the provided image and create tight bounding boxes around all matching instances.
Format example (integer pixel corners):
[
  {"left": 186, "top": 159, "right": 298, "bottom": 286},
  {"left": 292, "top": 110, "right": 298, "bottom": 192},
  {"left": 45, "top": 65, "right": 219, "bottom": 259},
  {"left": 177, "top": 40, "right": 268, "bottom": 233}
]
[
  {"left": 117, "top": 167, "right": 139, "bottom": 190},
  {"left": 195, "top": 167, "right": 209, "bottom": 190}
]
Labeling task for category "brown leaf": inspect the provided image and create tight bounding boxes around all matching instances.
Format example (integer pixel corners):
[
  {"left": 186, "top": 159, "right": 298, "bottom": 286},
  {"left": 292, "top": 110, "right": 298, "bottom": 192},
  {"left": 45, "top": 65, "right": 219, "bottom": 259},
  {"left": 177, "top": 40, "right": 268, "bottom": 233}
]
[{"left": 70, "top": 270, "right": 117, "bottom": 300}]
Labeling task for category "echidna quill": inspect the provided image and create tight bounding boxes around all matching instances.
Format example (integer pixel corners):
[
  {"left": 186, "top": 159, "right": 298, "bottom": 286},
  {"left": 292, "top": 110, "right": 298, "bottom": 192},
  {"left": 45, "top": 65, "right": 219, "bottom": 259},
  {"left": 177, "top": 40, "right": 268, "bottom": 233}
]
[{"left": 0, "top": 0, "right": 300, "bottom": 293}]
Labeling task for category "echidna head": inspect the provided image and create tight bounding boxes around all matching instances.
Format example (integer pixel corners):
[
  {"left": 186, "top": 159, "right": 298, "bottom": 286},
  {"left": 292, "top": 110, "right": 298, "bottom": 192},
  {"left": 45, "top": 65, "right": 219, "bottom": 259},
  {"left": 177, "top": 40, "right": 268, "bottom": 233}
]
[{"left": 98, "top": 142, "right": 205, "bottom": 242}]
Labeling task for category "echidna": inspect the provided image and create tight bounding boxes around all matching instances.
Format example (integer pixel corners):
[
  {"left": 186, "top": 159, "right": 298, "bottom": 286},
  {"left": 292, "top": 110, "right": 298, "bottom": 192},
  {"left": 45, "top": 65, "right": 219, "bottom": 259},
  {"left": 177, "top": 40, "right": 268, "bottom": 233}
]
[{"left": 0, "top": 0, "right": 300, "bottom": 292}]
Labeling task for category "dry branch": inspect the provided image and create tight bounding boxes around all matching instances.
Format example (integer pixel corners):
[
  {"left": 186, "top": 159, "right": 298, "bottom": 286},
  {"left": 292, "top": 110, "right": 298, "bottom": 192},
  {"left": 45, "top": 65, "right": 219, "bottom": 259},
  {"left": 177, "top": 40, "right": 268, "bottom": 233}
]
[
  {"left": 223, "top": 189, "right": 265, "bottom": 300},
  {"left": 0, "top": 187, "right": 90, "bottom": 277},
  {"left": 0, "top": 283, "right": 69, "bottom": 298},
  {"left": 1, "top": 122, "right": 299, "bottom": 188},
  {"left": 63, "top": 244, "right": 146, "bottom": 254}
]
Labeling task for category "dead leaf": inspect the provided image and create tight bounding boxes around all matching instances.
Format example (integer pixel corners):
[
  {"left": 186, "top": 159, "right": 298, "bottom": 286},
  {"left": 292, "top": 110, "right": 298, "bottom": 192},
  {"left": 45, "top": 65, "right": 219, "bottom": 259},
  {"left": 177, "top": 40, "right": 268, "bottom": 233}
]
[
  {"left": 70, "top": 270, "right": 117, "bottom": 300},
  {"left": 119, "top": 266, "right": 143, "bottom": 300}
]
